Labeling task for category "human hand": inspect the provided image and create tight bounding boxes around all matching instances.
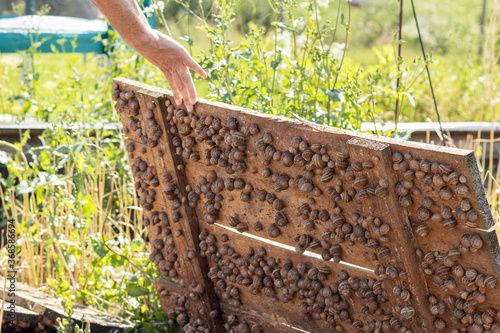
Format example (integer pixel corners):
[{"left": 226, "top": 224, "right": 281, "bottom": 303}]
[{"left": 138, "top": 29, "right": 207, "bottom": 112}]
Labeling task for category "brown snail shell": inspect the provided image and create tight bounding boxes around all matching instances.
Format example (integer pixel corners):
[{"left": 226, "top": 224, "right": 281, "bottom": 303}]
[
  {"left": 455, "top": 183, "right": 469, "bottom": 196},
  {"left": 439, "top": 186, "right": 453, "bottom": 201},
  {"left": 399, "top": 195, "right": 412, "bottom": 208},
  {"left": 321, "top": 168, "right": 335, "bottom": 183},
  {"left": 379, "top": 177, "right": 389, "bottom": 188},
  {"left": 400, "top": 306, "right": 415, "bottom": 320},
  {"left": 392, "top": 152, "right": 403, "bottom": 164},
  {"left": 470, "top": 233, "right": 483, "bottom": 251},
  {"left": 377, "top": 246, "right": 390, "bottom": 259},
  {"left": 267, "top": 223, "right": 280, "bottom": 238},
  {"left": 414, "top": 223, "right": 430, "bottom": 237},
  {"left": 363, "top": 161, "right": 374, "bottom": 169},
  {"left": 417, "top": 206, "right": 432, "bottom": 222},
  {"left": 335, "top": 160, "right": 348, "bottom": 170},
  {"left": 255, "top": 138, "right": 267, "bottom": 151},
  {"left": 351, "top": 162, "right": 364, "bottom": 172},
  {"left": 354, "top": 175, "right": 369, "bottom": 189},
  {"left": 312, "top": 154, "right": 325, "bottom": 168},
  {"left": 281, "top": 151, "right": 293, "bottom": 167},
  {"left": 375, "top": 186, "right": 388, "bottom": 198},
  {"left": 458, "top": 198, "right": 472, "bottom": 212}
]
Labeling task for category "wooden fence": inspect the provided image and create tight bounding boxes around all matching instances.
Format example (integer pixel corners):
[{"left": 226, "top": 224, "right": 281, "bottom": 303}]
[{"left": 113, "top": 78, "right": 500, "bottom": 333}]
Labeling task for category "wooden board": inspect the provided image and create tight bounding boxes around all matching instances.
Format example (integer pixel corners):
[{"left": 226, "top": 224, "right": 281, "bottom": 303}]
[
  {"left": 113, "top": 77, "right": 500, "bottom": 333},
  {"left": 0, "top": 278, "right": 132, "bottom": 332}
]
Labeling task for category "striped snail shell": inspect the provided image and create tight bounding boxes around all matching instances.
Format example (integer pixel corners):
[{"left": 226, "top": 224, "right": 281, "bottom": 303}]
[
  {"left": 470, "top": 233, "right": 483, "bottom": 251},
  {"left": 363, "top": 161, "right": 374, "bottom": 170},
  {"left": 400, "top": 306, "right": 415, "bottom": 320},
  {"left": 267, "top": 223, "right": 280, "bottom": 238},
  {"left": 409, "top": 159, "right": 420, "bottom": 170},
  {"left": 354, "top": 175, "right": 369, "bottom": 189},
  {"left": 335, "top": 160, "right": 349, "bottom": 170},
  {"left": 414, "top": 223, "right": 430, "bottom": 237},
  {"left": 312, "top": 153, "right": 325, "bottom": 168},
  {"left": 255, "top": 138, "right": 267, "bottom": 151},
  {"left": 399, "top": 195, "right": 412, "bottom": 208},
  {"left": 321, "top": 167, "right": 335, "bottom": 183}
]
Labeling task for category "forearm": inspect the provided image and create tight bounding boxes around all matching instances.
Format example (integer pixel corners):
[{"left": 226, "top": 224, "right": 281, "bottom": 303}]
[{"left": 91, "top": 0, "right": 154, "bottom": 51}]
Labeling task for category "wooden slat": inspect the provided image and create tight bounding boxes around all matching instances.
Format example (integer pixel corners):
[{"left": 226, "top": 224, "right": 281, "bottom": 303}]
[
  {"left": 199, "top": 220, "right": 408, "bottom": 332},
  {"left": 346, "top": 137, "right": 435, "bottom": 332},
  {"left": 135, "top": 89, "right": 225, "bottom": 332}
]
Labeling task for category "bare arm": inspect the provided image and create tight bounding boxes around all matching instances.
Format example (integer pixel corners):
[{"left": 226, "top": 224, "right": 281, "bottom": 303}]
[{"left": 91, "top": 0, "right": 206, "bottom": 112}]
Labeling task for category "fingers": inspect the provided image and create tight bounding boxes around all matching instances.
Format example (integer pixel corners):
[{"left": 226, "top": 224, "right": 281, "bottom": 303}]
[
  {"left": 178, "top": 67, "right": 198, "bottom": 105},
  {"left": 185, "top": 56, "right": 207, "bottom": 79},
  {"left": 171, "top": 71, "right": 193, "bottom": 112},
  {"left": 164, "top": 71, "right": 182, "bottom": 106}
]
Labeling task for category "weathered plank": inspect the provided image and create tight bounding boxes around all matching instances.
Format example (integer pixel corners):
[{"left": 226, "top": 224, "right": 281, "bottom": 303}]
[{"left": 0, "top": 278, "right": 132, "bottom": 332}]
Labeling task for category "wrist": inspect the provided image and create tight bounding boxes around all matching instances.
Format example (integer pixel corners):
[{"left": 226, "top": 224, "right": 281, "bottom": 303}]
[{"left": 127, "top": 26, "right": 158, "bottom": 51}]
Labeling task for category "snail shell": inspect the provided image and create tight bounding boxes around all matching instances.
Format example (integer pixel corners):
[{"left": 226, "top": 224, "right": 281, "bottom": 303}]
[
  {"left": 321, "top": 168, "right": 335, "bottom": 183},
  {"left": 433, "top": 318, "right": 446, "bottom": 330},
  {"left": 438, "top": 163, "right": 453, "bottom": 175},
  {"left": 485, "top": 275, "right": 496, "bottom": 289},
  {"left": 399, "top": 195, "right": 412, "bottom": 208},
  {"left": 267, "top": 223, "right": 280, "bottom": 238},
  {"left": 422, "top": 196, "right": 434, "bottom": 208},
  {"left": 377, "top": 246, "right": 390, "bottom": 259},
  {"left": 281, "top": 151, "right": 294, "bottom": 167},
  {"left": 417, "top": 207, "right": 432, "bottom": 222},
  {"left": 439, "top": 186, "right": 453, "bottom": 201},
  {"left": 363, "top": 161, "right": 374, "bottom": 169},
  {"left": 354, "top": 175, "right": 369, "bottom": 189},
  {"left": 335, "top": 160, "right": 349, "bottom": 170},
  {"left": 392, "top": 152, "right": 404, "bottom": 164},
  {"left": 379, "top": 177, "right": 389, "bottom": 188},
  {"left": 340, "top": 191, "right": 351, "bottom": 203},
  {"left": 455, "top": 183, "right": 469, "bottom": 196},
  {"left": 400, "top": 306, "right": 415, "bottom": 320},
  {"left": 424, "top": 173, "right": 434, "bottom": 186},
  {"left": 312, "top": 154, "right": 325, "bottom": 168},
  {"left": 351, "top": 162, "right": 364, "bottom": 172},
  {"left": 255, "top": 138, "right": 267, "bottom": 151},
  {"left": 458, "top": 198, "right": 472, "bottom": 212},
  {"left": 470, "top": 233, "right": 483, "bottom": 251},
  {"left": 453, "top": 264, "right": 465, "bottom": 277},
  {"left": 414, "top": 223, "right": 430, "bottom": 237},
  {"left": 375, "top": 186, "right": 388, "bottom": 198}
]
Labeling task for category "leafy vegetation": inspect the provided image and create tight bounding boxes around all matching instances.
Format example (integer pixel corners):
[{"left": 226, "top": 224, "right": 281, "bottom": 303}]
[{"left": 0, "top": 0, "right": 499, "bottom": 331}]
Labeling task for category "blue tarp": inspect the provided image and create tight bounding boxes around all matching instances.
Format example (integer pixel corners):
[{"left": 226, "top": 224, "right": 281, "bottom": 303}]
[{"left": 0, "top": 15, "right": 108, "bottom": 53}]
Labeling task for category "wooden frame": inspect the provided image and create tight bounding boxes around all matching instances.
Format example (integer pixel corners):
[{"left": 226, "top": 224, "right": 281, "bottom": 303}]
[{"left": 113, "top": 78, "right": 500, "bottom": 333}]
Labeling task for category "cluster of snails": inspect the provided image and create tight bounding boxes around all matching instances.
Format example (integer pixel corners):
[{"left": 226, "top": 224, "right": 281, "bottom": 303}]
[
  {"left": 391, "top": 151, "right": 477, "bottom": 232},
  {"left": 415, "top": 232, "right": 500, "bottom": 331},
  {"left": 113, "top": 85, "right": 164, "bottom": 148},
  {"left": 160, "top": 171, "right": 183, "bottom": 223},
  {"left": 223, "top": 315, "right": 263, "bottom": 333},
  {"left": 195, "top": 229, "right": 417, "bottom": 332},
  {"left": 165, "top": 293, "right": 191, "bottom": 327},
  {"left": 145, "top": 211, "right": 179, "bottom": 279},
  {"left": 164, "top": 100, "right": 262, "bottom": 176},
  {"left": 130, "top": 157, "right": 159, "bottom": 211}
]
